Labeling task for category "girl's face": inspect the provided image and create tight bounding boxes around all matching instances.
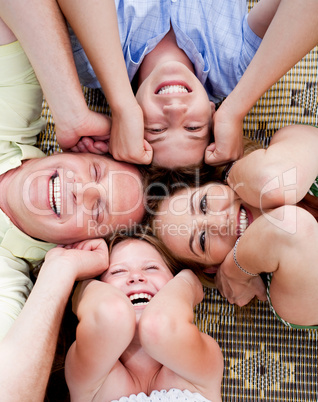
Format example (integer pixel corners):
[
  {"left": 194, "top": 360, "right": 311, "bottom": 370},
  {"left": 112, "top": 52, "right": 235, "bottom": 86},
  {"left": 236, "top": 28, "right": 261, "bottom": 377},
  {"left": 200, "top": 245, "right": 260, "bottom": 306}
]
[
  {"left": 101, "top": 239, "right": 173, "bottom": 311},
  {"left": 136, "top": 61, "right": 215, "bottom": 168},
  {"left": 154, "top": 183, "right": 258, "bottom": 267}
]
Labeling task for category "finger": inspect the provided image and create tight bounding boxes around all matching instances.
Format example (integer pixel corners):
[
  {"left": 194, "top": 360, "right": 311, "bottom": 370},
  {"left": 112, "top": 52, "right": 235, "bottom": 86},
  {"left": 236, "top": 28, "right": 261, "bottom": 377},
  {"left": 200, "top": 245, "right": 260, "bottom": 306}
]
[
  {"left": 93, "top": 141, "right": 109, "bottom": 154},
  {"left": 69, "top": 145, "right": 80, "bottom": 153},
  {"left": 77, "top": 140, "right": 90, "bottom": 153}
]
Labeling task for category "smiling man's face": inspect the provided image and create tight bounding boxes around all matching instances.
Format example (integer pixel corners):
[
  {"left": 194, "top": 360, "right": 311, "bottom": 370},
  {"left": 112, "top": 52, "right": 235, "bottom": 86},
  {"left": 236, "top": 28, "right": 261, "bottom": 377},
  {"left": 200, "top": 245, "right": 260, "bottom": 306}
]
[{"left": 2, "top": 153, "right": 145, "bottom": 244}]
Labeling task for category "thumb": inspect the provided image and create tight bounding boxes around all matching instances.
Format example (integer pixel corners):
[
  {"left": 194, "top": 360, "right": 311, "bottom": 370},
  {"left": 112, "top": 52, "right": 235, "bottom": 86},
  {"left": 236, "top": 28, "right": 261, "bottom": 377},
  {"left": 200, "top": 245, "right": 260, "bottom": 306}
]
[{"left": 140, "top": 140, "right": 153, "bottom": 165}]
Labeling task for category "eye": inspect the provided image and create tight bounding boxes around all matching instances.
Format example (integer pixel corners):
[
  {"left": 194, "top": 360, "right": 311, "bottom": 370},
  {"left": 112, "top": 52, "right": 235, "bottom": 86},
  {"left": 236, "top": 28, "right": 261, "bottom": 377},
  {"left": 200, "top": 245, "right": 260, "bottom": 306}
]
[
  {"left": 147, "top": 128, "right": 166, "bottom": 134},
  {"left": 110, "top": 269, "right": 125, "bottom": 275},
  {"left": 200, "top": 194, "right": 207, "bottom": 214},
  {"left": 93, "top": 199, "right": 101, "bottom": 222},
  {"left": 146, "top": 265, "right": 159, "bottom": 271},
  {"left": 186, "top": 126, "right": 201, "bottom": 131},
  {"left": 199, "top": 231, "right": 206, "bottom": 252},
  {"left": 94, "top": 164, "right": 100, "bottom": 182}
]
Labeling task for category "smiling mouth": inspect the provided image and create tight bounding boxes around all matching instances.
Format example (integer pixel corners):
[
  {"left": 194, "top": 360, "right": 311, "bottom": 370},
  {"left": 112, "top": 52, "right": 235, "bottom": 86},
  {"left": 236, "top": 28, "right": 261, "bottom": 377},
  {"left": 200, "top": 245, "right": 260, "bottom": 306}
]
[
  {"left": 49, "top": 172, "right": 61, "bottom": 217},
  {"left": 238, "top": 206, "right": 249, "bottom": 236},
  {"left": 156, "top": 84, "right": 190, "bottom": 95},
  {"left": 129, "top": 293, "right": 153, "bottom": 306}
]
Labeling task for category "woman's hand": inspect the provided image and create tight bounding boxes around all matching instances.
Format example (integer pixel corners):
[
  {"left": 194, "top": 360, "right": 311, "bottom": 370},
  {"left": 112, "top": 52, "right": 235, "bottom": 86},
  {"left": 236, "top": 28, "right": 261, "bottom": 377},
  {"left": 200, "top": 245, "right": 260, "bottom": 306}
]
[{"left": 214, "top": 249, "right": 267, "bottom": 306}]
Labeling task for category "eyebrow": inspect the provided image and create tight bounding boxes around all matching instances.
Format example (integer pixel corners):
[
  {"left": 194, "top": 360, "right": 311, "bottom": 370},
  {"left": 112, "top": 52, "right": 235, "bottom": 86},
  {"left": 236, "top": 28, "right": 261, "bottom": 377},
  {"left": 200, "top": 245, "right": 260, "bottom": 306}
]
[{"left": 189, "top": 190, "right": 199, "bottom": 256}]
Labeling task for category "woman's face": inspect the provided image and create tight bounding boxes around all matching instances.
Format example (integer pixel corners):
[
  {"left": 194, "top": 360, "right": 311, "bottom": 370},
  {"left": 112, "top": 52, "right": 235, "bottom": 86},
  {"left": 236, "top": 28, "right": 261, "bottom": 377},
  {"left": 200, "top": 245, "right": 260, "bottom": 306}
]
[
  {"left": 136, "top": 61, "right": 215, "bottom": 168},
  {"left": 101, "top": 239, "right": 173, "bottom": 313},
  {"left": 153, "top": 183, "right": 256, "bottom": 267}
]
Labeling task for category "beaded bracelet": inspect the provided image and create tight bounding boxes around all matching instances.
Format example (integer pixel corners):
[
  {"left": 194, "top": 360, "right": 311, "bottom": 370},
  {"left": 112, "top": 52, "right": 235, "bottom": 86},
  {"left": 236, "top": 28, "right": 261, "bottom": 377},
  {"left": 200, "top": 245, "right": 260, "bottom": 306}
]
[
  {"left": 222, "top": 161, "right": 237, "bottom": 184},
  {"left": 233, "top": 237, "right": 259, "bottom": 277}
]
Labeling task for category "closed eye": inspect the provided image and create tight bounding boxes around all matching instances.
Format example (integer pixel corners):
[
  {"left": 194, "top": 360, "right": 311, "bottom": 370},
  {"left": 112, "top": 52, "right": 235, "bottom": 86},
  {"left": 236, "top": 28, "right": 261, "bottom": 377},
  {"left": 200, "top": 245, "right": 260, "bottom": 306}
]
[
  {"left": 110, "top": 269, "right": 126, "bottom": 275},
  {"left": 93, "top": 199, "right": 101, "bottom": 222},
  {"left": 146, "top": 265, "right": 159, "bottom": 270}
]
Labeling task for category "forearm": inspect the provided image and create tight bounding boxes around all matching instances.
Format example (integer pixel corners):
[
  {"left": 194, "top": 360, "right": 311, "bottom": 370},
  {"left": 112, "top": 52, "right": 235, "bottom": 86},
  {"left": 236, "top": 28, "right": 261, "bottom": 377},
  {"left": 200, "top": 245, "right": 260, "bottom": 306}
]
[
  {"left": 140, "top": 270, "right": 203, "bottom": 354},
  {"left": 228, "top": 126, "right": 318, "bottom": 208},
  {"left": 146, "top": 270, "right": 203, "bottom": 320},
  {"left": 224, "top": 0, "right": 318, "bottom": 120},
  {"left": 58, "top": 0, "right": 137, "bottom": 113},
  {"left": 0, "top": 264, "right": 74, "bottom": 402},
  {"left": 0, "top": 0, "right": 88, "bottom": 127}
]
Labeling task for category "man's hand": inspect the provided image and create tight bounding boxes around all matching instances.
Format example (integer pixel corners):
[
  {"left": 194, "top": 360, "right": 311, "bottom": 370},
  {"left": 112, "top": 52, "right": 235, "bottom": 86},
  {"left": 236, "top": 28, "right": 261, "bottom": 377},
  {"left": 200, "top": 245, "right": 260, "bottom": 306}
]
[
  {"left": 44, "top": 238, "right": 109, "bottom": 281},
  {"left": 56, "top": 109, "right": 111, "bottom": 154}
]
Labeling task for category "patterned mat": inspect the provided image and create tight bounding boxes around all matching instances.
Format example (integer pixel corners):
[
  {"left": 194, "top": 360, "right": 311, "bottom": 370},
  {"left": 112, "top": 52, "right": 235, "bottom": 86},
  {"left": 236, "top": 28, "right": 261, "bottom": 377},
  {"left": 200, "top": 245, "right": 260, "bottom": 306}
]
[{"left": 38, "top": 1, "right": 318, "bottom": 400}]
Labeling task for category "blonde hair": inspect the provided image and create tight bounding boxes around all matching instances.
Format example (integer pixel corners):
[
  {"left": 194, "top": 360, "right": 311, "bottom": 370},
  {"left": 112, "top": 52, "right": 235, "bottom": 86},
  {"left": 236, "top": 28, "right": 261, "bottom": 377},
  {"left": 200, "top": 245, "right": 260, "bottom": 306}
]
[{"left": 108, "top": 227, "right": 185, "bottom": 277}]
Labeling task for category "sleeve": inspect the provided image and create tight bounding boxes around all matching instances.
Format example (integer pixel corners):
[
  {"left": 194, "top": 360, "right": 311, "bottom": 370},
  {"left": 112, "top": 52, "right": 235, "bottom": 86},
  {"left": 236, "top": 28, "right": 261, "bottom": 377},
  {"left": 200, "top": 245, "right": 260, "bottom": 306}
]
[
  {"left": 0, "top": 247, "right": 33, "bottom": 341},
  {"left": 0, "top": 41, "right": 45, "bottom": 175}
]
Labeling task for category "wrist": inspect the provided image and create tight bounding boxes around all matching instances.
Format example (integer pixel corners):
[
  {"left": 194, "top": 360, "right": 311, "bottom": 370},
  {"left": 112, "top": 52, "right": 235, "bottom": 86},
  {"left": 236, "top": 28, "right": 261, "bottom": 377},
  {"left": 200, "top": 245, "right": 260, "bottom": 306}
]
[{"left": 233, "top": 237, "right": 259, "bottom": 277}]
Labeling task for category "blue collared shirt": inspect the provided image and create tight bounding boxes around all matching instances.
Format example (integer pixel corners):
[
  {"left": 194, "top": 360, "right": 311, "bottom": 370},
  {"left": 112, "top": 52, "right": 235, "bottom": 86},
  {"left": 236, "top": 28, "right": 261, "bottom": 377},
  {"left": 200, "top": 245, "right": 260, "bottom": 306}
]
[{"left": 70, "top": 0, "right": 262, "bottom": 103}]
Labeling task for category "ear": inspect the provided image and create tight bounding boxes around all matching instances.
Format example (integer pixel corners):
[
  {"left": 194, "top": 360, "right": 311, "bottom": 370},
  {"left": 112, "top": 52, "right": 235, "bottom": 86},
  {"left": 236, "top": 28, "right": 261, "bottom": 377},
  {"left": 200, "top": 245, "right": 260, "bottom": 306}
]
[
  {"left": 210, "top": 101, "right": 216, "bottom": 117},
  {"left": 203, "top": 264, "right": 219, "bottom": 274}
]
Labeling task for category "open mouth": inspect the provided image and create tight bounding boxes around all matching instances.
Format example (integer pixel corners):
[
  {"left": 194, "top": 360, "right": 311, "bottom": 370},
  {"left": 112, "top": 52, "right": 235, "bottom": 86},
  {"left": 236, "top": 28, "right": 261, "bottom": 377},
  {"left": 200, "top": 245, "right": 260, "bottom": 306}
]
[
  {"left": 156, "top": 84, "right": 190, "bottom": 95},
  {"left": 129, "top": 293, "right": 153, "bottom": 307},
  {"left": 49, "top": 172, "right": 61, "bottom": 217},
  {"left": 238, "top": 206, "right": 249, "bottom": 237}
]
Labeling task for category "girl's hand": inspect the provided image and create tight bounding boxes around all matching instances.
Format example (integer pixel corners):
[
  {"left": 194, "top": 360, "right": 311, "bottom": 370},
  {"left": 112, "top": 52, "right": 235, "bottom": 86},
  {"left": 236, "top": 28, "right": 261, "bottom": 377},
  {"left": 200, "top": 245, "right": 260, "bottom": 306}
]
[{"left": 214, "top": 249, "right": 267, "bottom": 306}]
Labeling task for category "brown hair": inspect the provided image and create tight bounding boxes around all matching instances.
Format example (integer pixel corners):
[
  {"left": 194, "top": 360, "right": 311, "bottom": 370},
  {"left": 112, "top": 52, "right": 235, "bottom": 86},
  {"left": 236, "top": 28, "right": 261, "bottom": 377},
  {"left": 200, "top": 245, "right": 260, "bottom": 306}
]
[{"left": 143, "top": 137, "right": 262, "bottom": 287}]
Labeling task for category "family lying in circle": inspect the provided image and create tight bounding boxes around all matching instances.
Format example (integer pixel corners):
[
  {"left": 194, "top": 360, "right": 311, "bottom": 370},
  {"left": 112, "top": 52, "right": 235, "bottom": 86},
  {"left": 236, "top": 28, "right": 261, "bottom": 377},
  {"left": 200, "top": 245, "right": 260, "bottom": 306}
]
[{"left": 0, "top": 0, "right": 318, "bottom": 400}]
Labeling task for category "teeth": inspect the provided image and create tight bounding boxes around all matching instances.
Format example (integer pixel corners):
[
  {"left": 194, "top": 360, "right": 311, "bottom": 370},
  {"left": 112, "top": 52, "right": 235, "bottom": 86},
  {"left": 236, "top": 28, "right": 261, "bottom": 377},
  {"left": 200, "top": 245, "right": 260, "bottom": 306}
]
[
  {"left": 239, "top": 207, "right": 248, "bottom": 236},
  {"left": 129, "top": 293, "right": 152, "bottom": 306},
  {"left": 49, "top": 174, "right": 61, "bottom": 216},
  {"left": 157, "top": 85, "right": 188, "bottom": 95}
]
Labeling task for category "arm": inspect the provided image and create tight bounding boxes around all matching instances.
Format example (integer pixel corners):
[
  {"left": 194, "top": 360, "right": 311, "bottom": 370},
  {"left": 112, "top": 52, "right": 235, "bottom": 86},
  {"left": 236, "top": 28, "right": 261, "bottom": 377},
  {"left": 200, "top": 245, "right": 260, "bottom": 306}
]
[
  {"left": 227, "top": 125, "right": 318, "bottom": 209},
  {"left": 65, "top": 280, "right": 135, "bottom": 400},
  {"left": 139, "top": 270, "right": 223, "bottom": 396},
  {"left": 57, "top": 0, "right": 153, "bottom": 165},
  {"left": 0, "top": 1, "right": 111, "bottom": 153},
  {"left": 0, "top": 239, "right": 109, "bottom": 402},
  {"left": 215, "top": 205, "right": 308, "bottom": 306},
  {"left": 206, "top": 0, "right": 318, "bottom": 165}
]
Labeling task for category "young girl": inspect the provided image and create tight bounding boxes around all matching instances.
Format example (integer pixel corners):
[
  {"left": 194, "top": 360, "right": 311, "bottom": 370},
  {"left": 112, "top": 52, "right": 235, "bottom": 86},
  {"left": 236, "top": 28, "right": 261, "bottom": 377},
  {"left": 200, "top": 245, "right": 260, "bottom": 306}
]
[
  {"left": 65, "top": 232, "right": 223, "bottom": 401},
  {"left": 148, "top": 124, "right": 318, "bottom": 328}
]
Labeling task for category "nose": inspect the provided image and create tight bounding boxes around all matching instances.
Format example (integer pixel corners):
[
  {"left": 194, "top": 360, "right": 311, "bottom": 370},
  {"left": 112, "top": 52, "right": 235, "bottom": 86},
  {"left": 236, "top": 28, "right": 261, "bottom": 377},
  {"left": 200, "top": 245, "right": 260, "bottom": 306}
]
[
  {"left": 74, "top": 181, "right": 102, "bottom": 210},
  {"left": 197, "top": 212, "right": 230, "bottom": 235},
  {"left": 163, "top": 103, "right": 188, "bottom": 119},
  {"left": 127, "top": 271, "right": 147, "bottom": 285}
]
